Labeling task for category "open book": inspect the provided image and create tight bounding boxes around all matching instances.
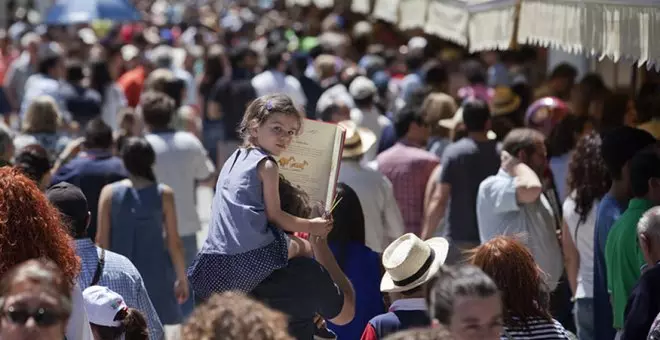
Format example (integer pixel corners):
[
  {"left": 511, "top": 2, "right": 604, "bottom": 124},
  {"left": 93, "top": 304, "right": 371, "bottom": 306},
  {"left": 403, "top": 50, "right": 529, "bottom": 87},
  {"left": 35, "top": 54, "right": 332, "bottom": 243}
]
[{"left": 276, "top": 119, "right": 345, "bottom": 211}]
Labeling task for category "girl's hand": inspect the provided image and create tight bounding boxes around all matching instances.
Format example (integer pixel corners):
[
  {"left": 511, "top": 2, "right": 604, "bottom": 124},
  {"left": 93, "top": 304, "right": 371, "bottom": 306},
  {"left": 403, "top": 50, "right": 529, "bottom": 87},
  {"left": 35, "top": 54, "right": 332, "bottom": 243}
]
[
  {"left": 175, "top": 277, "right": 190, "bottom": 304},
  {"left": 309, "top": 217, "right": 333, "bottom": 237}
]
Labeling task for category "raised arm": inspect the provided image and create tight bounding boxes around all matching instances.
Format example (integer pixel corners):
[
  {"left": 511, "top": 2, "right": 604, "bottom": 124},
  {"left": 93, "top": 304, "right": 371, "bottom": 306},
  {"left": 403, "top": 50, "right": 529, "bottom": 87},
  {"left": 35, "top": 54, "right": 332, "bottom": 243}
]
[
  {"left": 501, "top": 150, "right": 542, "bottom": 204},
  {"left": 259, "top": 158, "right": 330, "bottom": 236}
]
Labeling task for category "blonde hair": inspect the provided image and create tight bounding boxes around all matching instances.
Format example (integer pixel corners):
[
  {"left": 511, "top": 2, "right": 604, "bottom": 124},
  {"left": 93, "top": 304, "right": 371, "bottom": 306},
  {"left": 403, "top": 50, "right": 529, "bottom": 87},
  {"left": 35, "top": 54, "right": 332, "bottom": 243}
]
[
  {"left": 22, "top": 95, "right": 61, "bottom": 134},
  {"left": 182, "top": 292, "right": 293, "bottom": 340},
  {"left": 314, "top": 54, "right": 337, "bottom": 80}
]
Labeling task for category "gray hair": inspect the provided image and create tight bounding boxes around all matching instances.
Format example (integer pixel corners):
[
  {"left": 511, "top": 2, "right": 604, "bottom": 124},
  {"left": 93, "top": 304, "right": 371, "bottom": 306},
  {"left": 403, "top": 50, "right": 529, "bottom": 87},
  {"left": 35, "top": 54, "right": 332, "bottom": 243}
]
[
  {"left": 150, "top": 45, "right": 173, "bottom": 69},
  {"left": 638, "top": 207, "right": 660, "bottom": 241},
  {"left": 0, "top": 123, "right": 13, "bottom": 156}
]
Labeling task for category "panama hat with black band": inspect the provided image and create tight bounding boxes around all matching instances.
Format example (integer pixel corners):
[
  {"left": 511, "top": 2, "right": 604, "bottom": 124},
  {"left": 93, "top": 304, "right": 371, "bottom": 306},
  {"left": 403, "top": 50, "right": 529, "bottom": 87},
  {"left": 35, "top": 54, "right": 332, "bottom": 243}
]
[{"left": 381, "top": 233, "right": 449, "bottom": 293}]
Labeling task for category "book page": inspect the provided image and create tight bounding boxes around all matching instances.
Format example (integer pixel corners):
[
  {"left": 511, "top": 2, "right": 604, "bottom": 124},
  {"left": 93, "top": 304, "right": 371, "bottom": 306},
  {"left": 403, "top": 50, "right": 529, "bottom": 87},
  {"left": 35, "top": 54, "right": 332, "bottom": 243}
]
[{"left": 276, "top": 120, "right": 341, "bottom": 209}]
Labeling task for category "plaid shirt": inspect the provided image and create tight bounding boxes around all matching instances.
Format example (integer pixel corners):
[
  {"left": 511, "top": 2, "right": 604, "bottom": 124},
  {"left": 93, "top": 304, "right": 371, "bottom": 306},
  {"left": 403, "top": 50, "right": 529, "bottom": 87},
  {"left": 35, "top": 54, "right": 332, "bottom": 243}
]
[
  {"left": 74, "top": 239, "right": 165, "bottom": 340},
  {"left": 376, "top": 141, "right": 439, "bottom": 235}
]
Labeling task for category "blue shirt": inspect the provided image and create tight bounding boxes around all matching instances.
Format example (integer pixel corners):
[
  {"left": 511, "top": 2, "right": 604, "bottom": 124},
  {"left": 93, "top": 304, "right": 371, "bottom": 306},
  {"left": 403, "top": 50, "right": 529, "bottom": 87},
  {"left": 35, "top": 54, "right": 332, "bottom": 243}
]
[
  {"left": 593, "top": 192, "right": 625, "bottom": 339},
  {"left": 329, "top": 243, "right": 384, "bottom": 340},
  {"left": 74, "top": 239, "right": 164, "bottom": 339},
  {"left": 50, "top": 150, "right": 127, "bottom": 240}
]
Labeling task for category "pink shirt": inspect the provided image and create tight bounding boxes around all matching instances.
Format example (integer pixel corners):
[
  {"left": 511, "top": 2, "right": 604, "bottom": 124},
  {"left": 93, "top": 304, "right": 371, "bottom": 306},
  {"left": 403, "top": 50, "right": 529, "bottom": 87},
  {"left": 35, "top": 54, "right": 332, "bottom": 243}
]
[{"left": 376, "top": 141, "right": 439, "bottom": 236}]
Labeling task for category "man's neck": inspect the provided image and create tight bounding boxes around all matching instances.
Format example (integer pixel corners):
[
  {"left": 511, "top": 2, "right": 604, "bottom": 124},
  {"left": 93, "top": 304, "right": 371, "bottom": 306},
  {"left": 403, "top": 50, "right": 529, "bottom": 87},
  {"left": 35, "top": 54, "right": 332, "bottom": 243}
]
[
  {"left": 147, "top": 126, "right": 173, "bottom": 133},
  {"left": 609, "top": 181, "right": 630, "bottom": 204},
  {"left": 401, "top": 136, "right": 424, "bottom": 148},
  {"left": 467, "top": 131, "right": 489, "bottom": 142}
]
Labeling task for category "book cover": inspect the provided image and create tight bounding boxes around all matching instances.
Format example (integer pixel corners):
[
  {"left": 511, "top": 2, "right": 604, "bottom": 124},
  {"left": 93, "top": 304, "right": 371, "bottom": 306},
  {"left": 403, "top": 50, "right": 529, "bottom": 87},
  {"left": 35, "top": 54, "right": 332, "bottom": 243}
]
[{"left": 276, "top": 119, "right": 345, "bottom": 211}]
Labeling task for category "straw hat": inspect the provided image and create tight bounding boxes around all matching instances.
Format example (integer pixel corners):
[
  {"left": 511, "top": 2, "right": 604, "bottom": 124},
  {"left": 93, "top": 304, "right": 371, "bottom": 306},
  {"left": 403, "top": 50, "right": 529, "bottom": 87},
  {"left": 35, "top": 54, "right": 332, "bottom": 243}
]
[
  {"left": 338, "top": 120, "right": 376, "bottom": 159},
  {"left": 381, "top": 233, "right": 449, "bottom": 293},
  {"left": 489, "top": 86, "right": 521, "bottom": 116}
]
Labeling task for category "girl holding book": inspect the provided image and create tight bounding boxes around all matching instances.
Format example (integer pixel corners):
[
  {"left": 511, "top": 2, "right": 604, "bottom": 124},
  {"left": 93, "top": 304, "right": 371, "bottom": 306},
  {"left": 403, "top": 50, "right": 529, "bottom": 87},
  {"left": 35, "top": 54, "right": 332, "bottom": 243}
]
[{"left": 188, "top": 94, "right": 333, "bottom": 299}]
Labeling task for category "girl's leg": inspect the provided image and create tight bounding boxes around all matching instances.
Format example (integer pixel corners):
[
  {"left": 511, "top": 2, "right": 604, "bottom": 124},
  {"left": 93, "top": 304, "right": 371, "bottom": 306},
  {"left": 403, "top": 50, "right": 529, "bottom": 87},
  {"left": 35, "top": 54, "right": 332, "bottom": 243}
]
[{"left": 288, "top": 235, "right": 314, "bottom": 259}]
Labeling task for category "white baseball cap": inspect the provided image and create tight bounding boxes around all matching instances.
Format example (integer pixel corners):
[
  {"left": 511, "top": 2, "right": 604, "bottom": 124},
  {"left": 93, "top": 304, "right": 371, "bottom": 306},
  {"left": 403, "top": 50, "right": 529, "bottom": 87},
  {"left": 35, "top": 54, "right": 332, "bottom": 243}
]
[{"left": 83, "top": 286, "right": 128, "bottom": 327}]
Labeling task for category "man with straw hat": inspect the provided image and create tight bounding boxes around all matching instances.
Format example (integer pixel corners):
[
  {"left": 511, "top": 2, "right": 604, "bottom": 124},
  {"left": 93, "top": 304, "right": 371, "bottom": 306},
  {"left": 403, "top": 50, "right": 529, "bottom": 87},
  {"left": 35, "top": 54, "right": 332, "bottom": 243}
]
[
  {"left": 337, "top": 120, "right": 405, "bottom": 253},
  {"left": 361, "top": 233, "right": 449, "bottom": 339}
]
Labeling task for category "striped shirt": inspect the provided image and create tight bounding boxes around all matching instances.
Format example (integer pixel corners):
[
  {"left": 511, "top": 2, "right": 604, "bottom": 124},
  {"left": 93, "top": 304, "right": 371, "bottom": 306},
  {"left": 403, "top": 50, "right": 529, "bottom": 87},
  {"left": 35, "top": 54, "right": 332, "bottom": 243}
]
[
  {"left": 74, "top": 239, "right": 165, "bottom": 340},
  {"left": 501, "top": 317, "right": 571, "bottom": 340}
]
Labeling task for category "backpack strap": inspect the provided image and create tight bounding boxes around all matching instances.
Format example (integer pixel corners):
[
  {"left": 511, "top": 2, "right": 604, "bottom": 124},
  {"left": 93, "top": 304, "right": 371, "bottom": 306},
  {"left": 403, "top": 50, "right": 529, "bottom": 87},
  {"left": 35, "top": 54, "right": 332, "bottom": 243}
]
[{"left": 90, "top": 249, "right": 106, "bottom": 286}]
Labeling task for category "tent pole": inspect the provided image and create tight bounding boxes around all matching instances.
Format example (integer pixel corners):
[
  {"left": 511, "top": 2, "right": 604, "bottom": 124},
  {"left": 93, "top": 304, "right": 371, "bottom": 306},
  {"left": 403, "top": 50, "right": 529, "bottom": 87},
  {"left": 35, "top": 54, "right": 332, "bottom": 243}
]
[{"left": 509, "top": 0, "right": 522, "bottom": 50}]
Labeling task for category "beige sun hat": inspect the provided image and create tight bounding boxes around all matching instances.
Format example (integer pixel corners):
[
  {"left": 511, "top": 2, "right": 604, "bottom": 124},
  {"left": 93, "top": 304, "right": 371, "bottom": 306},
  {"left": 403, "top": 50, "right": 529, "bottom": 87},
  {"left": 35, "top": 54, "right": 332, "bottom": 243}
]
[
  {"left": 338, "top": 120, "right": 376, "bottom": 159},
  {"left": 380, "top": 233, "right": 449, "bottom": 293}
]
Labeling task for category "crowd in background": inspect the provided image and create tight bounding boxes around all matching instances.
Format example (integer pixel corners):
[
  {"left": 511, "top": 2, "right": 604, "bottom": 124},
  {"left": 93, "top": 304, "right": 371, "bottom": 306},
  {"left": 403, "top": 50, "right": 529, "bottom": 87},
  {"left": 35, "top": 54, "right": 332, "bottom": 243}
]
[{"left": 0, "top": 0, "right": 659, "bottom": 339}]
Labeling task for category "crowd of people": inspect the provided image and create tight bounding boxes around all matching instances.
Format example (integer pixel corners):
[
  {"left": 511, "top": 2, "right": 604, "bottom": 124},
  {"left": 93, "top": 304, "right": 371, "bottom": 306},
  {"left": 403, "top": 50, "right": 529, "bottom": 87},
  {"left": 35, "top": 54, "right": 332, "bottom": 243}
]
[{"left": 0, "top": 1, "right": 660, "bottom": 340}]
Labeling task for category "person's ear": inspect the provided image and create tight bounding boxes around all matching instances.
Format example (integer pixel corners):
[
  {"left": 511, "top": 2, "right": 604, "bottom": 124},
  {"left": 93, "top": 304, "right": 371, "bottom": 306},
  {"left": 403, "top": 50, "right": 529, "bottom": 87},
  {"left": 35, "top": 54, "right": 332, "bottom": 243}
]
[{"left": 640, "top": 233, "right": 652, "bottom": 265}]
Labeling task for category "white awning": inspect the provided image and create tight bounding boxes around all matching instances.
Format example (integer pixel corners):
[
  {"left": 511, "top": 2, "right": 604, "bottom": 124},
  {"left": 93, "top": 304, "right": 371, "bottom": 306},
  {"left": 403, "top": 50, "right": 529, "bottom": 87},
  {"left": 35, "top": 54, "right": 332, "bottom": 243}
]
[
  {"left": 518, "top": 0, "right": 660, "bottom": 68},
  {"left": 423, "top": 0, "right": 517, "bottom": 51}
]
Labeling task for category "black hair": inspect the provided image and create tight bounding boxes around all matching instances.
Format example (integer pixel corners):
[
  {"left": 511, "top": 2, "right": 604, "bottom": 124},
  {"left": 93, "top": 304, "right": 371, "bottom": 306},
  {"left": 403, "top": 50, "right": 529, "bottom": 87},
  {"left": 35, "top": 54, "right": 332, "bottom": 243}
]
[
  {"left": 140, "top": 91, "right": 176, "bottom": 129},
  {"left": 462, "top": 99, "right": 491, "bottom": 132},
  {"left": 393, "top": 105, "right": 426, "bottom": 139},
  {"left": 90, "top": 59, "right": 112, "bottom": 104},
  {"left": 461, "top": 59, "right": 486, "bottom": 85},
  {"left": 354, "top": 95, "right": 374, "bottom": 108},
  {"left": 550, "top": 63, "right": 578, "bottom": 80},
  {"left": 121, "top": 137, "right": 156, "bottom": 182},
  {"left": 428, "top": 265, "right": 500, "bottom": 325},
  {"left": 320, "top": 103, "right": 340, "bottom": 123},
  {"left": 405, "top": 50, "right": 424, "bottom": 71},
  {"left": 599, "top": 93, "right": 631, "bottom": 133},
  {"left": 422, "top": 61, "right": 448, "bottom": 89},
  {"left": 65, "top": 59, "right": 84, "bottom": 83},
  {"left": 328, "top": 183, "right": 366, "bottom": 269},
  {"left": 14, "top": 144, "right": 51, "bottom": 185},
  {"left": 600, "top": 127, "right": 656, "bottom": 180},
  {"left": 91, "top": 307, "right": 148, "bottom": 340},
  {"left": 501, "top": 128, "right": 546, "bottom": 159},
  {"left": 547, "top": 115, "right": 591, "bottom": 157},
  {"left": 200, "top": 44, "right": 227, "bottom": 97},
  {"left": 84, "top": 118, "right": 114, "bottom": 150},
  {"left": 266, "top": 43, "right": 288, "bottom": 70},
  {"left": 38, "top": 56, "right": 60, "bottom": 75},
  {"left": 630, "top": 148, "right": 660, "bottom": 197},
  {"left": 164, "top": 78, "right": 185, "bottom": 109}
]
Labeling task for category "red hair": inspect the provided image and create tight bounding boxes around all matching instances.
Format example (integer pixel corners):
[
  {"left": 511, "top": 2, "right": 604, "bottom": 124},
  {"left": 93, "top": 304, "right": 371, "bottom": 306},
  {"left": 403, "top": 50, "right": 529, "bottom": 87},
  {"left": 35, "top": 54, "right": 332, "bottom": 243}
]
[
  {"left": 469, "top": 236, "right": 551, "bottom": 328},
  {"left": 0, "top": 167, "right": 80, "bottom": 284}
]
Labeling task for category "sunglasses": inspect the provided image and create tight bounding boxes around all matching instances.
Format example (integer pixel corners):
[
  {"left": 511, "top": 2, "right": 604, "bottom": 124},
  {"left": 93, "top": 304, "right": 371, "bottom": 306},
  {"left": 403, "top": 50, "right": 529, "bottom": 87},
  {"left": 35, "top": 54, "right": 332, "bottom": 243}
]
[{"left": 2, "top": 306, "right": 64, "bottom": 327}]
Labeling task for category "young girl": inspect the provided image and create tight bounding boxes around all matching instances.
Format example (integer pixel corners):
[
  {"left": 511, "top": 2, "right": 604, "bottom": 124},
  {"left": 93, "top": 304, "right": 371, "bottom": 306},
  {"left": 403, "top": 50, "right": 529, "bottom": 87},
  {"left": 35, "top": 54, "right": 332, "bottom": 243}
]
[{"left": 188, "top": 94, "right": 333, "bottom": 299}]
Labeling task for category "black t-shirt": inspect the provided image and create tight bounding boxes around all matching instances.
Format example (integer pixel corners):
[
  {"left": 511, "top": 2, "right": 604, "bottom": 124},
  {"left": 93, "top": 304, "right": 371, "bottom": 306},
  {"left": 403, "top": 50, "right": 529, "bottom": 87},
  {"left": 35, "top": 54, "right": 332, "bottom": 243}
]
[
  {"left": 251, "top": 257, "right": 344, "bottom": 340},
  {"left": 623, "top": 263, "right": 660, "bottom": 340},
  {"left": 59, "top": 83, "right": 102, "bottom": 125},
  {"left": 209, "top": 78, "right": 256, "bottom": 141}
]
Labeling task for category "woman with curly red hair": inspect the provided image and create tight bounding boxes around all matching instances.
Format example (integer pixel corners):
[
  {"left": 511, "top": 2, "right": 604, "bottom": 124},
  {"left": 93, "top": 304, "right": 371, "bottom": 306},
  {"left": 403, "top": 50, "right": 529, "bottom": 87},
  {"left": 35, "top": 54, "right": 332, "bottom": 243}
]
[
  {"left": 0, "top": 167, "right": 92, "bottom": 340},
  {"left": 471, "top": 236, "right": 572, "bottom": 339}
]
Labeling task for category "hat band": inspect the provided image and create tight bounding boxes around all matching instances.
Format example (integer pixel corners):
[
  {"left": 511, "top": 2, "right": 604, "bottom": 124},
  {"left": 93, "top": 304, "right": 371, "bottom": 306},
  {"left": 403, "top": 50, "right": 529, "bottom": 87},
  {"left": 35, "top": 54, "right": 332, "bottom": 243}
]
[
  {"left": 493, "top": 96, "right": 517, "bottom": 108},
  {"left": 344, "top": 137, "right": 363, "bottom": 150},
  {"left": 392, "top": 248, "right": 436, "bottom": 287}
]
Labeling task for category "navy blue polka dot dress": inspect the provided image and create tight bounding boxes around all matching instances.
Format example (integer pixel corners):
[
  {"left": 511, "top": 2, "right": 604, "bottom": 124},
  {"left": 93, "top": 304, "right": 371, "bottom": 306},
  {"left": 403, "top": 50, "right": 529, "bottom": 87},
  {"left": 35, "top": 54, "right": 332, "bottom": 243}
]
[{"left": 188, "top": 148, "right": 288, "bottom": 300}]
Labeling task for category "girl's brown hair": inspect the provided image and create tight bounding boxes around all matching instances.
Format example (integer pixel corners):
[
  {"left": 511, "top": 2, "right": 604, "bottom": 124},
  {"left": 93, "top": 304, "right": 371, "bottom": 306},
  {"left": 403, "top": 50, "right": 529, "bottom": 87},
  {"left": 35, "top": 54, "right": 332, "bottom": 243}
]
[
  {"left": 238, "top": 94, "right": 303, "bottom": 147},
  {"left": 469, "top": 236, "right": 551, "bottom": 329}
]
